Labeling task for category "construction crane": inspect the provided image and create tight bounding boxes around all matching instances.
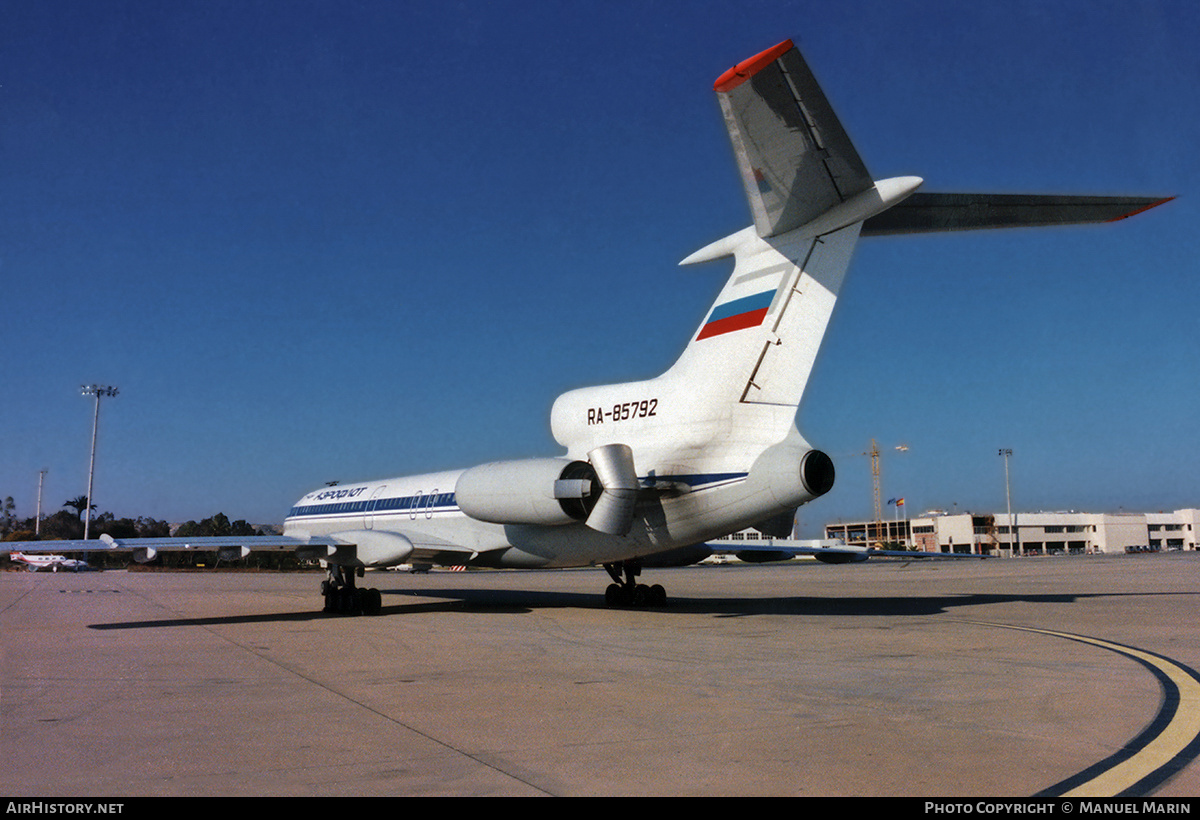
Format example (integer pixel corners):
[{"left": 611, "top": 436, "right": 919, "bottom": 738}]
[{"left": 864, "top": 440, "right": 908, "bottom": 547}]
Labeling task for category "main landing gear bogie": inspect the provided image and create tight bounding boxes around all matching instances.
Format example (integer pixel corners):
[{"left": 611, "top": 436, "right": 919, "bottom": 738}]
[
  {"left": 603, "top": 560, "right": 667, "bottom": 608},
  {"left": 321, "top": 565, "right": 382, "bottom": 616}
]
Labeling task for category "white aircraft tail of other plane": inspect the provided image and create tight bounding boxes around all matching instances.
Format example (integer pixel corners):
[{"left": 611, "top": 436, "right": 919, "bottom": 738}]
[{"left": 8, "top": 38, "right": 1169, "bottom": 613}]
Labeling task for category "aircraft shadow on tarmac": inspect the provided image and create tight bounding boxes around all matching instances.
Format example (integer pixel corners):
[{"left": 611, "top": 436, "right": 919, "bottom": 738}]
[{"left": 87, "top": 587, "right": 1198, "bottom": 630}]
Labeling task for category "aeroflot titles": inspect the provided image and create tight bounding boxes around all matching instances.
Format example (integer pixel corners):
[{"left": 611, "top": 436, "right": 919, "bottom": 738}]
[
  {"left": 310, "top": 487, "right": 369, "bottom": 502},
  {"left": 291, "top": 489, "right": 457, "bottom": 520}
]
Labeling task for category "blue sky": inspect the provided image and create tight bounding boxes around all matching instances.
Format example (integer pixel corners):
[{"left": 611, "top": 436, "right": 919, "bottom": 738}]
[{"left": 3, "top": 0, "right": 1196, "bottom": 536}]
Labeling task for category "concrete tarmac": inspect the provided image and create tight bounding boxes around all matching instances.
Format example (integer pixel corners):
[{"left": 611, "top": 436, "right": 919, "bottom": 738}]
[{"left": 2, "top": 554, "right": 1198, "bottom": 797}]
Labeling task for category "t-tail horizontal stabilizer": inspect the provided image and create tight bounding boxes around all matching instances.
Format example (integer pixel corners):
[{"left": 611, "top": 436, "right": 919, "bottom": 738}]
[
  {"left": 713, "top": 39, "right": 1172, "bottom": 241},
  {"left": 861, "top": 193, "right": 1174, "bottom": 236}
]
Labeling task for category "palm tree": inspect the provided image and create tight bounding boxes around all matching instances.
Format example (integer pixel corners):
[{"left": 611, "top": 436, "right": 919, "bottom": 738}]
[{"left": 63, "top": 495, "right": 94, "bottom": 520}]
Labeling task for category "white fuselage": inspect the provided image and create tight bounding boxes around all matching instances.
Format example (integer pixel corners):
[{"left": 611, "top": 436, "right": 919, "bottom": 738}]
[{"left": 282, "top": 436, "right": 819, "bottom": 570}]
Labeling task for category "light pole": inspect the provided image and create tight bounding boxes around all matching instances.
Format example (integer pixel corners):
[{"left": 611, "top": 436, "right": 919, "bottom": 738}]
[
  {"left": 35, "top": 469, "right": 47, "bottom": 536},
  {"left": 81, "top": 385, "right": 118, "bottom": 540},
  {"left": 999, "top": 448, "right": 1018, "bottom": 557}
]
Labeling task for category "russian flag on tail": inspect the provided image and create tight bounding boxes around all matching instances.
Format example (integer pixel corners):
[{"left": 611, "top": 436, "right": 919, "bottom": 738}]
[{"left": 696, "top": 290, "right": 774, "bottom": 340}]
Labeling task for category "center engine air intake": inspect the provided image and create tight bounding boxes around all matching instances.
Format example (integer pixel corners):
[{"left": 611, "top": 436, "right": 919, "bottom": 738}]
[
  {"left": 800, "top": 449, "right": 835, "bottom": 498},
  {"left": 748, "top": 437, "right": 837, "bottom": 511}
]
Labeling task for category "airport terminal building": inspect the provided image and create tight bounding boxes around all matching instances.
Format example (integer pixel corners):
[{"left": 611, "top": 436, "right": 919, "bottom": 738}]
[{"left": 822, "top": 509, "right": 1200, "bottom": 556}]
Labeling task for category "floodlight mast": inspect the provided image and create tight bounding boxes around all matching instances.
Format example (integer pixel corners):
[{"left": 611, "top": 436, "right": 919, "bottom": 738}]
[
  {"left": 35, "top": 469, "right": 47, "bottom": 536},
  {"left": 80, "top": 384, "right": 118, "bottom": 540},
  {"left": 999, "top": 448, "right": 1018, "bottom": 557}
]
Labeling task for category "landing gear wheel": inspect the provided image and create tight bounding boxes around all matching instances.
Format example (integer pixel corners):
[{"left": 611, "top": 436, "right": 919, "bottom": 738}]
[
  {"left": 605, "top": 584, "right": 623, "bottom": 606},
  {"left": 649, "top": 584, "right": 666, "bottom": 606},
  {"left": 602, "top": 561, "right": 667, "bottom": 608},
  {"left": 633, "top": 584, "right": 649, "bottom": 606},
  {"left": 321, "top": 565, "right": 383, "bottom": 616}
]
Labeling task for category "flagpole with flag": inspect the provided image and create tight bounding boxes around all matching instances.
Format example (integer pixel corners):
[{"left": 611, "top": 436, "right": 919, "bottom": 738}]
[{"left": 889, "top": 498, "right": 907, "bottom": 548}]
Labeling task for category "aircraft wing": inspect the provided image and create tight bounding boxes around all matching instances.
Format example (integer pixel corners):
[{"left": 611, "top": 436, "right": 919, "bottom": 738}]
[
  {"left": 2, "top": 530, "right": 488, "bottom": 568},
  {"left": 707, "top": 541, "right": 986, "bottom": 564},
  {"left": 7, "top": 535, "right": 324, "bottom": 552},
  {"left": 5, "top": 534, "right": 338, "bottom": 562}
]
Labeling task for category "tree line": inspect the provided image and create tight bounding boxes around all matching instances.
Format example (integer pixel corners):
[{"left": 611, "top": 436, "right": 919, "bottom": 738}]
[{"left": 1, "top": 495, "right": 304, "bottom": 570}]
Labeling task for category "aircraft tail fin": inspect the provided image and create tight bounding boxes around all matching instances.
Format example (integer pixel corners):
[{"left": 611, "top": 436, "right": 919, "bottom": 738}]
[
  {"left": 715, "top": 39, "right": 874, "bottom": 239},
  {"left": 552, "top": 40, "right": 913, "bottom": 461},
  {"left": 648, "top": 41, "right": 919, "bottom": 423}
]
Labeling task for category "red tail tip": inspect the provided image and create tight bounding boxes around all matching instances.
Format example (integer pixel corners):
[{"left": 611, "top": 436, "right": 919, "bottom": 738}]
[{"left": 714, "top": 40, "right": 794, "bottom": 93}]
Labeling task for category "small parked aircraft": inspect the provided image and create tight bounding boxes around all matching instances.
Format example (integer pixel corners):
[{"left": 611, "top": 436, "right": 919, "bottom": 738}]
[{"left": 8, "top": 551, "right": 90, "bottom": 572}]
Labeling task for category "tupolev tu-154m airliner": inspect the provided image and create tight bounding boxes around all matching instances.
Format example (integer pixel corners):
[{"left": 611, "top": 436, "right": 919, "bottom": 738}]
[{"left": 10, "top": 38, "right": 1169, "bottom": 614}]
